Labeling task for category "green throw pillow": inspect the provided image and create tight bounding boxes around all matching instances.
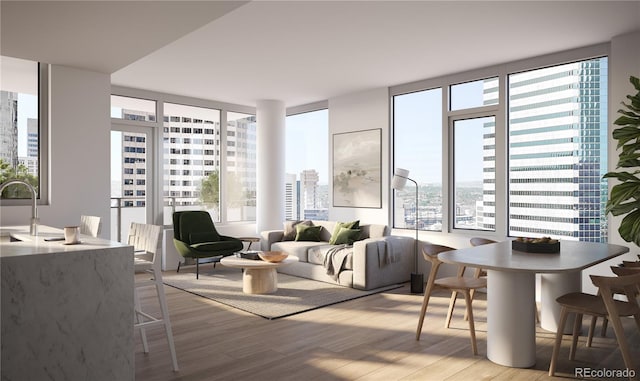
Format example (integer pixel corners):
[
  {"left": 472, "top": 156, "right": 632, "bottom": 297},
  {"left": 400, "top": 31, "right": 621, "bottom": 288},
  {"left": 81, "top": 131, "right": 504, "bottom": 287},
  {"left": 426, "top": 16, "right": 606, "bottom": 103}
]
[
  {"left": 283, "top": 220, "right": 311, "bottom": 241},
  {"left": 332, "top": 227, "right": 361, "bottom": 245},
  {"left": 329, "top": 220, "right": 360, "bottom": 244},
  {"left": 294, "top": 224, "right": 322, "bottom": 242}
]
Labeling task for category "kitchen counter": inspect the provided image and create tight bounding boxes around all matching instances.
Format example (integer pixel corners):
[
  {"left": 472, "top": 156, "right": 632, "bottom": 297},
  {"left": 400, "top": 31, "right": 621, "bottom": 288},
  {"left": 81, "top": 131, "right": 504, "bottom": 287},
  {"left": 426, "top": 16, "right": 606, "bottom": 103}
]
[
  {"left": 1, "top": 225, "right": 134, "bottom": 381},
  {"left": 1, "top": 224, "right": 128, "bottom": 256}
]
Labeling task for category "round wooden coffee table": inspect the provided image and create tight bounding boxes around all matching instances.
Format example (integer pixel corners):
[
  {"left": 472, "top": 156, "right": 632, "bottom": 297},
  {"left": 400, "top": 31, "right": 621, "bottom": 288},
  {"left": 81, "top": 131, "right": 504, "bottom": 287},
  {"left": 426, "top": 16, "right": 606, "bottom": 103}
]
[{"left": 220, "top": 254, "right": 298, "bottom": 294}]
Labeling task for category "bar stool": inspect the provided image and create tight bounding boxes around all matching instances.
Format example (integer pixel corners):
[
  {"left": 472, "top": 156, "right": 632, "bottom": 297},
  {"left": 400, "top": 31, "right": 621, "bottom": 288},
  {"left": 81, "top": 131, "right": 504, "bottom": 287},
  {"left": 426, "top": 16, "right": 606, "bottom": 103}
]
[
  {"left": 130, "top": 222, "right": 179, "bottom": 371},
  {"left": 80, "top": 215, "right": 101, "bottom": 237}
]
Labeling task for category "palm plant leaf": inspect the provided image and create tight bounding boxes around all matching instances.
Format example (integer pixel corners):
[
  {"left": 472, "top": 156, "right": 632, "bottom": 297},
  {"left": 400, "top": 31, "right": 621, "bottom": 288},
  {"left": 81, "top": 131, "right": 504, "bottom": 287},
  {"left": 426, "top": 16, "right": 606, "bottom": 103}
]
[
  {"left": 619, "top": 210, "right": 640, "bottom": 247},
  {"left": 612, "top": 126, "right": 640, "bottom": 149}
]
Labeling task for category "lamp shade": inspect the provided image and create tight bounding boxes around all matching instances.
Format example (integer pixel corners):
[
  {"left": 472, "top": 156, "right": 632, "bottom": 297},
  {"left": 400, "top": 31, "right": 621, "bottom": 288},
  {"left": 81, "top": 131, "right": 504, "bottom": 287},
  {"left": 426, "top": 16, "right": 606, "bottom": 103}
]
[{"left": 392, "top": 168, "right": 410, "bottom": 190}]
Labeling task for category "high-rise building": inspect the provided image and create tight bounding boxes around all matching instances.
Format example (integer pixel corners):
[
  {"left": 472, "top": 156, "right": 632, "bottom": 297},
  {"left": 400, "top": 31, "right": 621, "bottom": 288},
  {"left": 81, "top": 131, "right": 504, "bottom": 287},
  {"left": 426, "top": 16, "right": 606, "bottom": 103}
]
[
  {"left": 116, "top": 108, "right": 256, "bottom": 218},
  {"left": 119, "top": 128, "right": 147, "bottom": 208},
  {"left": 27, "top": 118, "right": 38, "bottom": 159},
  {"left": 162, "top": 112, "right": 220, "bottom": 207},
  {"left": 505, "top": 58, "right": 608, "bottom": 242},
  {"left": 0, "top": 91, "right": 18, "bottom": 167},
  {"left": 284, "top": 173, "right": 298, "bottom": 220},
  {"left": 19, "top": 118, "right": 39, "bottom": 176},
  {"left": 226, "top": 113, "right": 257, "bottom": 219},
  {"left": 300, "top": 169, "right": 319, "bottom": 209}
]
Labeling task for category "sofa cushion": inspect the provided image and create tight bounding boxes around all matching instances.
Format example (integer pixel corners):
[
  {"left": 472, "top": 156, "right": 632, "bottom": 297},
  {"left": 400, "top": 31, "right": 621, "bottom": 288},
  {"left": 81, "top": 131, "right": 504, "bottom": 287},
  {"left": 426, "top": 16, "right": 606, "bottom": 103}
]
[
  {"left": 295, "top": 224, "right": 322, "bottom": 241},
  {"left": 329, "top": 220, "right": 360, "bottom": 244},
  {"left": 332, "top": 227, "right": 361, "bottom": 245},
  {"left": 359, "top": 224, "right": 388, "bottom": 239},
  {"left": 308, "top": 244, "right": 353, "bottom": 270},
  {"left": 309, "top": 221, "right": 336, "bottom": 242},
  {"left": 271, "top": 241, "right": 328, "bottom": 262},
  {"left": 282, "top": 220, "right": 311, "bottom": 241}
]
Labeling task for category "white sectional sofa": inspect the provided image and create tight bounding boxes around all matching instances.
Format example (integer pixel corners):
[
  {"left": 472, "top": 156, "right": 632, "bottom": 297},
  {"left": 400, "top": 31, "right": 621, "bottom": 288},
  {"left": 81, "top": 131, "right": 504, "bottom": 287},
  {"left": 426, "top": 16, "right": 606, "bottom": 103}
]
[{"left": 260, "top": 220, "right": 414, "bottom": 290}]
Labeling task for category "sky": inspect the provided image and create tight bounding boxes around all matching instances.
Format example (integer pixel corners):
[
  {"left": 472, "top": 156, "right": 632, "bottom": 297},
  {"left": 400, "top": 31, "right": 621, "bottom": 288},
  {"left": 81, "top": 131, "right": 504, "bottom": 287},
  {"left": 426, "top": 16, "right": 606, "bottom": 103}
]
[
  {"left": 394, "top": 80, "right": 487, "bottom": 184},
  {"left": 285, "top": 109, "right": 329, "bottom": 184},
  {"left": 16, "top": 94, "right": 37, "bottom": 157}
]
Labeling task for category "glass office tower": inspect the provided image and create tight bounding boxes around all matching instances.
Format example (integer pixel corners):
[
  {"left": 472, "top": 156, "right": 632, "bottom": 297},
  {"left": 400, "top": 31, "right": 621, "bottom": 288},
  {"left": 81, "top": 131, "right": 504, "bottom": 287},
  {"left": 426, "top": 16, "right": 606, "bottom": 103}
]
[{"left": 506, "top": 57, "right": 608, "bottom": 242}]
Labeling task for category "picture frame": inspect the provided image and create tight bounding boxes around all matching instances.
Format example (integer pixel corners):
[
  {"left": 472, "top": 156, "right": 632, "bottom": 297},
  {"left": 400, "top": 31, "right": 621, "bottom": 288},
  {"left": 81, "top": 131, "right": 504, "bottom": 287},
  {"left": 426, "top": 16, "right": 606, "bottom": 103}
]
[{"left": 332, "top": 128, "right": 382, "bottom": 208}]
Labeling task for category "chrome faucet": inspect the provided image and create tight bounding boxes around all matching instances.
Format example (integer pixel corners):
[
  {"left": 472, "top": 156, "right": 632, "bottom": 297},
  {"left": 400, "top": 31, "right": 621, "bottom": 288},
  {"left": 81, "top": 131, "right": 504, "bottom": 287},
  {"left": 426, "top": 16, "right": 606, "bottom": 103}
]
[{"left": 0, "top": 179, "right": 39, "bottom": 235}]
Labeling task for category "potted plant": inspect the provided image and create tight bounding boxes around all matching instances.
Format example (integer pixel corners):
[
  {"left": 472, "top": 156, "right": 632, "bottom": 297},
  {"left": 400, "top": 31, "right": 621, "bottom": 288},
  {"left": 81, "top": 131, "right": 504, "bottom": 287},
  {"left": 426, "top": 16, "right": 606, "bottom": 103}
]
[{"left": 603, "top": 75, "right": 640, "bottom": 246}]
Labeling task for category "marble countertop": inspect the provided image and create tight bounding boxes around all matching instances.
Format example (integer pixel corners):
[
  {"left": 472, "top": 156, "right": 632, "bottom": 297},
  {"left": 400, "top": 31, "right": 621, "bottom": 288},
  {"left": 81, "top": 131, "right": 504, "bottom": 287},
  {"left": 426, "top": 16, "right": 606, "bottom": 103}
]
[{"left": 0, "top": 225, "right": 130, "bottom": 258}]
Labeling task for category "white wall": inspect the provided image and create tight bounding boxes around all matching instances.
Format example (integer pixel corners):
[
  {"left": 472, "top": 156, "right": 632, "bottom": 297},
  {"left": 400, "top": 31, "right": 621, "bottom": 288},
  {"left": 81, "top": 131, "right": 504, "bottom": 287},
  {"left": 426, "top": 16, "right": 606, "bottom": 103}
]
[
  {"left": 328, "top": 87, "right": 390, "bottom": 224},
  {"left": 0, "top": 65, "right": 111, "bottom": 237}
]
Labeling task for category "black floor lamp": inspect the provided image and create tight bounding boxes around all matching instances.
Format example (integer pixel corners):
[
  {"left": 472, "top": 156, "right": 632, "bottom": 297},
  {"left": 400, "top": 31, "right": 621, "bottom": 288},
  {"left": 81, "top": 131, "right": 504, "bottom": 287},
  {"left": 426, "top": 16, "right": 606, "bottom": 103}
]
[{"left": 392, "top": 168, "right": 424, "bottom": 294}]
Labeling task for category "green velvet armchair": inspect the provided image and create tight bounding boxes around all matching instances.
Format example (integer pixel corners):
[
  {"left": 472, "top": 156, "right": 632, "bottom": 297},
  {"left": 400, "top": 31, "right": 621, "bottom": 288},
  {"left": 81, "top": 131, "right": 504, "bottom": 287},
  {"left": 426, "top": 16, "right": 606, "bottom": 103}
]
[{"left": 173, "top": 211, "right": 244, "bottom": 279}]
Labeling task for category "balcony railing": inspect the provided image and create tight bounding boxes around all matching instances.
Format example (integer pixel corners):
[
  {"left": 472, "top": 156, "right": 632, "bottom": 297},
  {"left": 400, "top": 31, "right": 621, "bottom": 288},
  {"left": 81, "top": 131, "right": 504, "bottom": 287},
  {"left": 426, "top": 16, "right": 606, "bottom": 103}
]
[{"left": 110, "top": 197, "right": 219, "bottom": 242}]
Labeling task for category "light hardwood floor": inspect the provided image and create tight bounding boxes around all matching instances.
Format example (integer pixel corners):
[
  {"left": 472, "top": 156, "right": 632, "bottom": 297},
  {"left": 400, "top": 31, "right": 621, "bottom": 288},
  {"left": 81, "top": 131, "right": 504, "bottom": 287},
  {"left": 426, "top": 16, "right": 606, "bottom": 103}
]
[{"left": 136, "top": 274, "right": 639, "bottom": 381}]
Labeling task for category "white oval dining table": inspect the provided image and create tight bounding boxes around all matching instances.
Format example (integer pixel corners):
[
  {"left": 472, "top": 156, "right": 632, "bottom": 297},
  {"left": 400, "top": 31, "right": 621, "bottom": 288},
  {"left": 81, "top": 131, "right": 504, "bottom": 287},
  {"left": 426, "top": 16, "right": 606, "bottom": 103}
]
[{"left": 438, "top": 240, "right": 629, "bottom": 368}]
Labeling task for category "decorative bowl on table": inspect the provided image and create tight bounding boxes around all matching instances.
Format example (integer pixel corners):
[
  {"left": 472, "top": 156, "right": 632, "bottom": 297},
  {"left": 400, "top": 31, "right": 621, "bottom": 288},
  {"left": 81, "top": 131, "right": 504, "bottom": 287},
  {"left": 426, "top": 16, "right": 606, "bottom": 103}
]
[
  {"left": 512, "top": 237, "right": 560, "bottom": 253},
  {"left": 258, "top": 251, "right": 288, "bottom": 263}
]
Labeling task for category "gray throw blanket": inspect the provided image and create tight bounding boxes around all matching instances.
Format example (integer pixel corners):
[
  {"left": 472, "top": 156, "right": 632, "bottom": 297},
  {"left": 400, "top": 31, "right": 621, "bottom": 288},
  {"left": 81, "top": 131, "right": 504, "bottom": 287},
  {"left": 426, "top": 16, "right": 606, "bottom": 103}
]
[
  {"left": 377, "top": 238, "right": 400, "bottom": 267},
  {"left": 323, "top": 244, "right": 351, "bottom": 282}
]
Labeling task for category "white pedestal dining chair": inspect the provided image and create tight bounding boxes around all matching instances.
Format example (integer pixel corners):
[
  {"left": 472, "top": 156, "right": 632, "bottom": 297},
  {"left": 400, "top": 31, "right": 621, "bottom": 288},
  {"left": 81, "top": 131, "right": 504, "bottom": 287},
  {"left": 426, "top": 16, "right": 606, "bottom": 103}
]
[{"left": 129, "top": 222, "right": 179, "bottom": 372}]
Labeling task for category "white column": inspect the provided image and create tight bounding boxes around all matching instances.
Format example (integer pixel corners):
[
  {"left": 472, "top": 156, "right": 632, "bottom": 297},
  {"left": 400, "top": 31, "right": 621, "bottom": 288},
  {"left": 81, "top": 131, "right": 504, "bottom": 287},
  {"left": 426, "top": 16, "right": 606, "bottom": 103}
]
[{"left": 256, "top": 100, "right": 285, "bottom": 234}]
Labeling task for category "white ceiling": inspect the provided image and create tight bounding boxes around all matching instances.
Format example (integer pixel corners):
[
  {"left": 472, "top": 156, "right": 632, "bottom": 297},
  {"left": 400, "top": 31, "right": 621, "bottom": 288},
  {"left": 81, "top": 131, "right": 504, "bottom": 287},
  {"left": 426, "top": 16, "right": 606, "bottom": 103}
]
[{"left": 2, "top": 1, "right": 639, "bottom": 108}]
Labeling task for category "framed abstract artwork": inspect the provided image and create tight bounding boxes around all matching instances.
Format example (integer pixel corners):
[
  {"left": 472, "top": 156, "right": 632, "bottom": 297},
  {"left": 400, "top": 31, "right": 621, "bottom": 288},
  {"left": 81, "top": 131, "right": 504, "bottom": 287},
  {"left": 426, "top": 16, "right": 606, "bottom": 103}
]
[{"left": 332, "top": 128, "right": 382, "bottom": 208}]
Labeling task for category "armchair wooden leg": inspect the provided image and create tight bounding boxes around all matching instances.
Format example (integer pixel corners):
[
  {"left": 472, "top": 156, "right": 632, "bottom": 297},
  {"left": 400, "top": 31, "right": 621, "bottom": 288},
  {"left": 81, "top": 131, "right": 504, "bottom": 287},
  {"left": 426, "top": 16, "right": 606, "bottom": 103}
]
[
  {"left": 177, "top": 261, "right": 182, "bottom": 273},
  {"left": 416, "top": 281, "right": 435, "bottom": 341},
  {"left": 549, "top": 306, "right": 570, "bottom": 376},
  {"left": 446, "top": 291, "right": 457, "bottom": 328},
  {"left": 587, "top": 316, "right": 597, "bottom": 347},
  {"left": 601, "top": 316, "right": 609, "bottom": 337},
  {"left": 196, "top": 259, "right": 200, "bottom": 279},
  {"left": 569, "top": 313, "right": 583, "bottom": 360},
  {"left": 463, "top": 291, "right": 478, "bottom": 355},
  {"left": 608, "top": 310, "right": 637, "bottom": 374}
]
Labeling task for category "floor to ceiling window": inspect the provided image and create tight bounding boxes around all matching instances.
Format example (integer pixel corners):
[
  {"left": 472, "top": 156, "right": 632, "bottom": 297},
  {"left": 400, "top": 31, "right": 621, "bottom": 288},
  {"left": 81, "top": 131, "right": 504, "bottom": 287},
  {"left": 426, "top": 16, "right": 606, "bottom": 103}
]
[
  {"left": 392, "top": 88, "right": 442, "bottom": 230},
  {"left": 450, "top": 78, "right": 498, "bottom": 232},
  {"left": 0, "top": 56, "right": 47, "bottom": 203},
  {"left": 110, "top": 92, "right": 256, "bottom": 240},
  {"left": 453, "top": 116, "right": 496, "bottom": 231},
  {"left": 110, "top": 95, "right": 157, "bottom": 239},
  {"left": 508, "top": 57, "right": 609, "bottom": 242},
  {"left": 163, "top": 103, "right": 222, "bottom": 221},
  {"left": 285, "top": 108, "right": 329, "bottom": 221},
  {"left": 225, "top": 112, "right": 257, "bottom": 222},
  {"left": 391, "top": 46, "right": 608, "bottom": 242}
]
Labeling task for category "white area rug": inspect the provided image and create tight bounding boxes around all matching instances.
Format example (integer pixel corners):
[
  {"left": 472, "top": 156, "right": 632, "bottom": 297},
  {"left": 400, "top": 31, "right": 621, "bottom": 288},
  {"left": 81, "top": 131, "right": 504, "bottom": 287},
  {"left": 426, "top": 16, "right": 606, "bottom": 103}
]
[{"left": 163, "top": 266, "right": 403, "bottom": 319}]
